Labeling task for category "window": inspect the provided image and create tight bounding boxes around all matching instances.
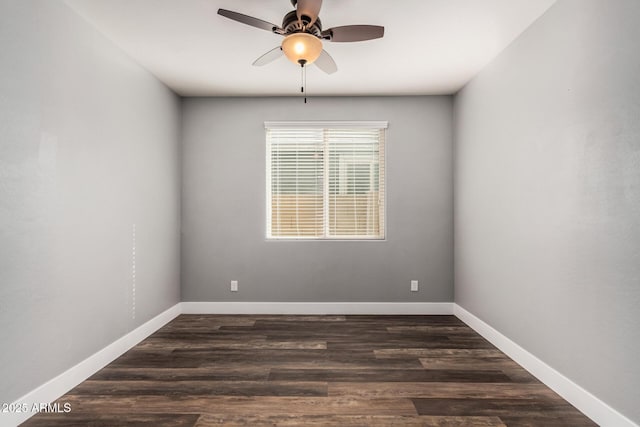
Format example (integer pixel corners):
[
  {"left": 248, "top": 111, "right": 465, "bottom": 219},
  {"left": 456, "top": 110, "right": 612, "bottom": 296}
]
[{"left": 266, "top": 121, "right": 387, "bottom": 240}]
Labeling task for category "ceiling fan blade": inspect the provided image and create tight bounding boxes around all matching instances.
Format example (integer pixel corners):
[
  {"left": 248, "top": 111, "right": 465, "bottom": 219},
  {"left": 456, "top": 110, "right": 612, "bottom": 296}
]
[
  {"left": 218, "top": 9, "right": 283, "bottom": 34},
  {"left": 296, "top": 0, "right": 322, "bottom": 26},
  {"left": 252, "top": 46, "right": 284, "bottom": 66},
  {"left": 314, "top": 49, "right": 337, "bottom": 74},
  {"left": 322, "top": 25, "right": 385, "bottom": 42}
]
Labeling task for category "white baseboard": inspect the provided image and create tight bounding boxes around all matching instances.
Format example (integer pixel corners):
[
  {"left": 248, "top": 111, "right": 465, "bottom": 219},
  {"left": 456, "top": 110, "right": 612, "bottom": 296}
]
[
  {"left": 453, "top": 304, "right": 637, "bottom": 427},
  {"left": 180, "top": 301, "right": 454, "bottom": 315},
  {"left": 4, "top": 304, "right": 181, "bottom": 427}
]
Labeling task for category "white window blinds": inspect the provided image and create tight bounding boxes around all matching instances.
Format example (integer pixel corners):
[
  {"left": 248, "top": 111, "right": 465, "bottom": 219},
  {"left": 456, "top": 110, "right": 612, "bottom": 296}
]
[{"left": 266, "top": 122, "right": 387, "bottom": 240}]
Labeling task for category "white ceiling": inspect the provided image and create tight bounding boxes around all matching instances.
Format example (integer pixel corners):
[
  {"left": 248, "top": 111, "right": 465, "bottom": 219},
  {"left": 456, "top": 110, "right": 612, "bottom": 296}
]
[{"left": 64, "top": 0, "right": 557, "bottom": 97}]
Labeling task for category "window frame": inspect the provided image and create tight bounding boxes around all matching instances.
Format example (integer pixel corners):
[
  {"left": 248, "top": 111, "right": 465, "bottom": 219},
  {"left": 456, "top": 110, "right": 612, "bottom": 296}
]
[{"left": 265, "top": 121, "right": 388, "bottom": 242}]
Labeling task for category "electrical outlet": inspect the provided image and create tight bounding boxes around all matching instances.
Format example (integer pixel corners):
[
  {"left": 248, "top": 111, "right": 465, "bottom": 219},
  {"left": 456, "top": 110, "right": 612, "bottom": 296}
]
[
  {"left": 411, "top": 280, "right": 419, "bottom": 292},
  {"left": 230, "top": 280, "right": 238, "bottom": 292}
]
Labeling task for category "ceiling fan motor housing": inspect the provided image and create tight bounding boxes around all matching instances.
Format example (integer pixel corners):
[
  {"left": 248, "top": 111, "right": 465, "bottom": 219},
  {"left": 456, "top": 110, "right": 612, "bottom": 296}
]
[{"left": 282, "top": 10, "right": 322, "bottom": 36}]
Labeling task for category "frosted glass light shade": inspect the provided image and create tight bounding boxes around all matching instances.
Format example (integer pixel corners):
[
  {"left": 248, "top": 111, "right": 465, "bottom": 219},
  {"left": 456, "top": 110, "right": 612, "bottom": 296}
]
[{"left": 281, "top": 33, "right": 323, "bottom": 65}]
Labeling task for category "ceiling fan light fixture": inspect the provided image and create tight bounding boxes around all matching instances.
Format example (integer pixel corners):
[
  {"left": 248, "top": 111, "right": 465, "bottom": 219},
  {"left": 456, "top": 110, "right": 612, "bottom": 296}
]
[{"left": 281, "top": 33, "right": 323, "bottom": 65}]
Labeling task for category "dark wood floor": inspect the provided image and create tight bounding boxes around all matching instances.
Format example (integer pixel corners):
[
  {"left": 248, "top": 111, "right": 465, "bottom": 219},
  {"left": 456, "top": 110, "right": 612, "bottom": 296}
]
[{"left": 23, "top": 315, "right": 597, "bottom": 426}]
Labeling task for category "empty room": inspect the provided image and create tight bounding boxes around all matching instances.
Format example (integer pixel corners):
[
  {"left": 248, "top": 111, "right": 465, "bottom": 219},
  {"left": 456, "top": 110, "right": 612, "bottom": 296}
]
[{"left": 1, "top": 0, "right": 638, "bottom": 426}]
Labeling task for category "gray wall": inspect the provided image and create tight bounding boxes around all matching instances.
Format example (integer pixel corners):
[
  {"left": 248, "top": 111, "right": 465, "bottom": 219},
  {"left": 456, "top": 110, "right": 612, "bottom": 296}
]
[
  {"left": 0, "top": 1, "right": 181, "bottom": 405},
  {"left": 181, "top": 96, "right": 453, "bottom": 302},
  {"left": 454, "top": 0, "right": 640, "bottom": 423}
]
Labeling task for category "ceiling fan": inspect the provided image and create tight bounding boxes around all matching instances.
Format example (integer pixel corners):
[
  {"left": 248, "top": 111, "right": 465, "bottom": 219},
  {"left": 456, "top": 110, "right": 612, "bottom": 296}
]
[{"left": 217, "top": 0, "right": 385, "bottom": 74}]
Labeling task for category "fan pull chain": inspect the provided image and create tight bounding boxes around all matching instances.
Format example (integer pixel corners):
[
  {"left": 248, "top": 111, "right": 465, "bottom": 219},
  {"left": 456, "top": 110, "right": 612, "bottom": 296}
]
[
  {"left": 298, "top": 59, "right": 308, "bottom": 104},
  {"left": 300, "top": 63, "right": 307, "bottom": 104}
]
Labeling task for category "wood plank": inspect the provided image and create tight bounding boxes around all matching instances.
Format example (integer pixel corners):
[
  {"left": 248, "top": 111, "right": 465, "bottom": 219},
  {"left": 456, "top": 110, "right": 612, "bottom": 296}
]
[
  {"left": 135, "top": 339, "right": 327, "bottom": 351},
  {"left": 20, "top": 414, "right": 200, "bottom": 427},
  {"left": 419, "top": 357, "right": 522, "bottom": 371},
  {"left": 386, "top": 326, "right": 480, "bottom": 334},
  {"left": 344, "top": 315, "right": 466, "bottom": 326},
  {"left": 269, "top": 368, "right": 511, "bottom": 383},
  {"left": 374, "top": 348, "right": 507, "bottom": 359},
  {"left": 149, "top": 332, "right": 269, "bottom": 341},
  {"left": 195, "top": 414, "right": 507, "bottom": 426},
  {"left": 240, "top": 315, "right": 348, "bottom": 322},
  {"left": 89, "top": 367, "right": 270, "bottom": 381},
  {"left": 499, "top": 414, "right": 599, "bottom": 427},
  {"left": 412, "top": 398, "right": 595, "bottom": 420},
  {"left": 501, "top": 367, "right": 542, "bottom": 384},
  {"left": 168, "top": 315, "right": 256, "bottom": 327},
  {"left": 69, "top": 380, "right": 328, "bottom": 397},
  {"left": 328, "top": 382, "right": 561, "bottom": 400},
  {"left": 327, "top": 339, "right": 496, "bottom": 350},
  {"left": 58, "top": 395, "right": 419, "bottom": 416}
]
